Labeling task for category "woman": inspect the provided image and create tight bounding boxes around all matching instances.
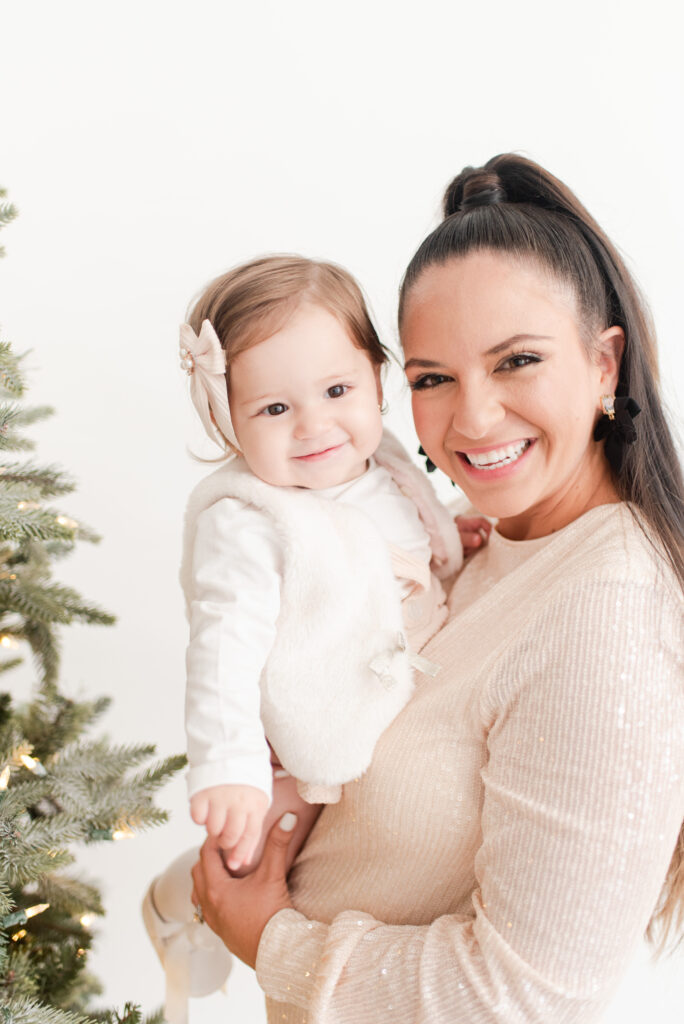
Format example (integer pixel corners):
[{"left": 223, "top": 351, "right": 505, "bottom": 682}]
[{"left": 192, "top": 154, "right": 684, "bottom": 1023}]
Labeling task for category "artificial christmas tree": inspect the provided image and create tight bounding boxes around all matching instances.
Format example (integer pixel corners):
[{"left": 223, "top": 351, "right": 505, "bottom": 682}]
[{"left": 0, "top": 190, "right": 184, "bottom": 1023}]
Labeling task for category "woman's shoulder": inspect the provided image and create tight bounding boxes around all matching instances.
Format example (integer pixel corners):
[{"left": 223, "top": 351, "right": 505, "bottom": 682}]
[
  {"left": 452, "top": 503, "right": 681, "bottom": 645},
  {"left": 476, "top": 505, "right": 682, "bottom": 720},
  {"left": 554, "top": 503, "right": 680, "bottom": 603}
]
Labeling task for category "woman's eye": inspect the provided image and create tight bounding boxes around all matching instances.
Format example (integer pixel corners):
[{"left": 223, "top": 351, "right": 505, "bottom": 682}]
[
  {"left": 498, "top": 352, "right": 541, "bottom": 371},
  {"left": 327, "top": 384, "right": 348, "bottom": 399},
  {"left": 409, "top": 373, "right": 451, "bottom": 391},
  {"left": 261, "top": 403, "right": 288, "bottom": 417}
]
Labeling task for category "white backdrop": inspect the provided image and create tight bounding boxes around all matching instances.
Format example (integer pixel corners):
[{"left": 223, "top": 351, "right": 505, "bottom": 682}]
[{"left": 1, "top": 1, "right": 682, "bottom": 1021}]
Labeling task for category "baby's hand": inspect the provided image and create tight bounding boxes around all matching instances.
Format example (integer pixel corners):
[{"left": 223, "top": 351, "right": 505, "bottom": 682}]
[
  {"left": 190, "top": 784, "right": 270, "bottom": 871},
  {"left": 456, "top": 515, "right": 492, "bottom": 559}
]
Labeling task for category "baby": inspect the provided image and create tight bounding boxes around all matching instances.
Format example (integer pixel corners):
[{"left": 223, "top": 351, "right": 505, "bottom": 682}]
[{"left": 143, "top": 255, "right": 488, "bottom": 1022}]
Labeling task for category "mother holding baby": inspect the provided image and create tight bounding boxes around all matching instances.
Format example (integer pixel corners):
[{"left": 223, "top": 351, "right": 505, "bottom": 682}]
[{"left": 191, "top": 154, "right": 684, "bottom": 1023}]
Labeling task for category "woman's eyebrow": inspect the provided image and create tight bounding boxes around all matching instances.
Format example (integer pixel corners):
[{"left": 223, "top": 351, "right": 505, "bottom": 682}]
[
  {"left": 404, "top": 334, "right": 554, "bottom": 371},
  {"left": 486, "top": 334, "right": 553, "bottom": 355}
]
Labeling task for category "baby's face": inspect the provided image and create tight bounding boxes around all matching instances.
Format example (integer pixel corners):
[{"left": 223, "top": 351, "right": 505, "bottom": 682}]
[{"left": 229, "top": 304, "right": 384, "bottom": 489}]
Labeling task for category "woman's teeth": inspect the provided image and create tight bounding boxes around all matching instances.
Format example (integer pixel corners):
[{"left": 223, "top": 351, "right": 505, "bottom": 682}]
[{"left": 465, "top": 440, "right": 531, "bottom": 469}]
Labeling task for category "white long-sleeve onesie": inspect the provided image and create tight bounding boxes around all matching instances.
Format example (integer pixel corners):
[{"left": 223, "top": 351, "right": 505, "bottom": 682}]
[{"left": 184, "top": 449, "right": 462, "bottom": 802}]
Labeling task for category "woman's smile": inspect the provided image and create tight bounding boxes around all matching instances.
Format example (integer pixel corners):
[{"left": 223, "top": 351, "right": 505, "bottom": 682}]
[{"left": 457, "top": 437, "right": 534, "bottom": 472}]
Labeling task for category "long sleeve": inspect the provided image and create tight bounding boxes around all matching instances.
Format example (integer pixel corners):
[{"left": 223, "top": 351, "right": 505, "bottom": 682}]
[
  {"left": 256, "top": 574, "right": 684, "bottom": 1023},
  {"left": 185, "top": 499, "right": 282, "bottom": 800}
]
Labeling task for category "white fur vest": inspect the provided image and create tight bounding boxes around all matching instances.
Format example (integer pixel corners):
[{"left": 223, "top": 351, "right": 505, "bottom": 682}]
[{"left": 180, "top": 431, "right": 462, "bottom": 787}]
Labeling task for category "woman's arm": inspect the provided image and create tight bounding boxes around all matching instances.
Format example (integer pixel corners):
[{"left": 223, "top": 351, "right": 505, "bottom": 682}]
[{"left": 251, "top": 578, "right": 683, "bottom": 1023}]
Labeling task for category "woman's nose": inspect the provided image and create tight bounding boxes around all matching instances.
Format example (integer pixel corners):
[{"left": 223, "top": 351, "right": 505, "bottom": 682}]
[{"left": 449, "top": 384, "right": 506, "bottom": 441}]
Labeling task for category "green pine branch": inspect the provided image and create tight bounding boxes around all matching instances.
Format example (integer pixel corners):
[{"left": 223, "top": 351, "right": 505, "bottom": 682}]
[
  {"left": 0, "top": 881, "right": 12, "bottom": 918},
  {"left": 0, "top": 777, "right": 55, "bottom": 816},
  {"left": 128, "top": 754, "right": 188, "bottom": 793},
  {"left": 0, "top": 580, "right": 115, "bottom": 628},
  {"left": 13, "top": 621, "right": 60, "bottom": 687},
  {"left": 51, "top": 742, "right": 159, "bottom": 783},
  {"left": 31, "top": 876, "right": 103, "bottom": 919},
  {"left": 0, "top": 346, "right": 25, "bottom": 399},
  {"left": 15, "top": 694, "right": 111, "bottom": 761},
  {"left": 10, "top": 407, "right": 54, "bottom": 430},
  {"left": 0, "top": 502, "right": 86, "bottom": 544},
  {"left": 0, "top": 190, "right": 19, "bottom": 262},
  {"left": 91, "top": 1005, "right": 166, "bottom": 1024},
  {"left": 1, "top": 847, "right": 76, "bottom": 889},
  {"left": 0, "top": 995, "right": 93, "bottom": 1024},
  {"left": 0, "top": 193, "right": 18, "bottom": 227},
  {"left": 0, "top": 465, "right": 75, "bottom": 499}
]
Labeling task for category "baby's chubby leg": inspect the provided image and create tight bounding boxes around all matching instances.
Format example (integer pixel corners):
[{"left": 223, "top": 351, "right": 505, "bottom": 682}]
[{"left": 227, "top": 769, "right": 321, "bottom": 878}]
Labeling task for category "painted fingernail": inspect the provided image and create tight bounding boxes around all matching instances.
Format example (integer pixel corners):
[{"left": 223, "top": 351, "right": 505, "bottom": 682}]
[{"left": 280, "top": 812, "right": 297, "bottom": 832}]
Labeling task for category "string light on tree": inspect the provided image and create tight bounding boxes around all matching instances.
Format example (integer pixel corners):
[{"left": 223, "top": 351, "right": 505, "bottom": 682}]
[
  {"left": 20, "top": 753, "right": 47, "bottom": 776},
  {"left": 1, "top": 902, "right": 50, "bottom": 930},
  {"left": 55, "top": 515, "right": 78, "bottom": 529},
  {"left": 112, "top": 824, "right": 135, "bottom": 842},
  {"left": 88, "top": 824, "right": 135, "bottom": 842}
]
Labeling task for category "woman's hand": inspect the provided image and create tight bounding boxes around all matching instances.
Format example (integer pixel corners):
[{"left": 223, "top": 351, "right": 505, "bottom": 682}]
[{"left": 191, "top": 812, "right": 297, "bottom": 969}]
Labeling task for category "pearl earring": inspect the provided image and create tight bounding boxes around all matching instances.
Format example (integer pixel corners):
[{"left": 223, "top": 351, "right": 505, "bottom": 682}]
[{"left": 599, "top": 394, "right": 615, "bottom": 420}]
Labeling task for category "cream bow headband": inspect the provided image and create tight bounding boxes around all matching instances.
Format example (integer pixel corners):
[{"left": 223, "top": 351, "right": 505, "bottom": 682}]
[{"left": 179, "top": 320, "right": 239, "bottom": 450}]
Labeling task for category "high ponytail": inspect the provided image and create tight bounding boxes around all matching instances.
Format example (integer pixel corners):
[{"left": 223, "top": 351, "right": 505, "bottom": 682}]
[{"left": 400, "top": 153, "right": 684, "bottom": 951}]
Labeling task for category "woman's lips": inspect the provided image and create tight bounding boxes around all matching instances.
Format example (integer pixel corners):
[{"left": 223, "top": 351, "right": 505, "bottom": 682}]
[{"left": 457, "top": 438, "right": 535, "bottom": 477}]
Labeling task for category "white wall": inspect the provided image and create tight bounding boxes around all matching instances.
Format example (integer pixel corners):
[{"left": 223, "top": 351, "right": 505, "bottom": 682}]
[{"left": 1, "top": 1, "right": 682, "bottom": 1021}]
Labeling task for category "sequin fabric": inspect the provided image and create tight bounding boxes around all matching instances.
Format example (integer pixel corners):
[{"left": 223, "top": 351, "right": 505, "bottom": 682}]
[{"left": 255, "top": 504, "right": 684, "bottom": 1023}]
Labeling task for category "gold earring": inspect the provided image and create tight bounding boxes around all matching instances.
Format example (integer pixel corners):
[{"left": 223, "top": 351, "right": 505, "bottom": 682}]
[{"left": 600, "top": 394, "right": 615, "bottom": 420}]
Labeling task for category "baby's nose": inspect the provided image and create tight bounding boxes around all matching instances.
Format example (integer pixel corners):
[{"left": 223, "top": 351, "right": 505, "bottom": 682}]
[{"left": 293, "top": 404, "right": 329, "bottom": 439}]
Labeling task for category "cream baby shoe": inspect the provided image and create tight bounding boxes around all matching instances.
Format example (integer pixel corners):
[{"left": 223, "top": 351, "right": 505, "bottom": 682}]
[{"left": 142, "top": 847, "right": 232, "bottom": 1024}]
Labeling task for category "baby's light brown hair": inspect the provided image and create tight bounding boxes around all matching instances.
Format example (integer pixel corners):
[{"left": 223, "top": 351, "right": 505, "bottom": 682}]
[{"left": 187, "top": 255, "right": 389, "bottom": 389}]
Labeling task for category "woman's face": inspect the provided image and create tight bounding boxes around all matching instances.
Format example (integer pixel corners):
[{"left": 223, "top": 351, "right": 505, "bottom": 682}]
[{"left": 401, "top": 251, "right": 623, "bottom": 540}]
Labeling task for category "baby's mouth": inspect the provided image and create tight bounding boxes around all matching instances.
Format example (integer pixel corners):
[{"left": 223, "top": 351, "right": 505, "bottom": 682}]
[
  {"left": 295, "top": 443, "right": 345, "bottom": 460},
  {"left": 460, "top": 439, "right": 533, "bottom": 470}
]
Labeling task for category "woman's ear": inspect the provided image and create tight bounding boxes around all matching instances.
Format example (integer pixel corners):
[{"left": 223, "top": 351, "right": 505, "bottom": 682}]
[{"left": 595, "top": 326, "right": 625, "bottom": 393}]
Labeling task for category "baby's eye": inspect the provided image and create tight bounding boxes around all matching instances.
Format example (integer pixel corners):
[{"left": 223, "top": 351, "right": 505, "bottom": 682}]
[
  {"left": 409, "top": 373, "right": 451, "bottom": 391},
  {"left": 261, "top": 402, "right": 288, "bottom": 417},
  {"left": 498, "top": 352, "right": 541, "bottom": 371},
  {"left": 327, "top": 384, "right": 349, "bottom": 399}
]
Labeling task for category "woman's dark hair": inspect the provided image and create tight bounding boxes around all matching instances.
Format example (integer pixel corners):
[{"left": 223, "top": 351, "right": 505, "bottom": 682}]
[{"left": 399, "top": 153, "right": 684, "bottom": 948}]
